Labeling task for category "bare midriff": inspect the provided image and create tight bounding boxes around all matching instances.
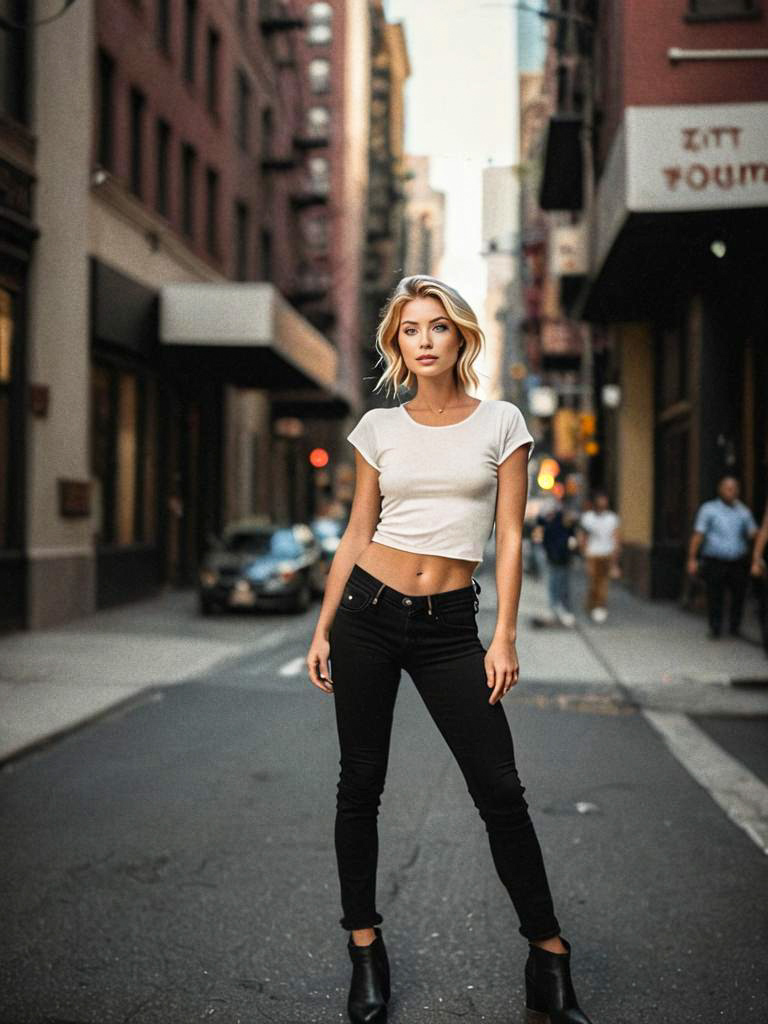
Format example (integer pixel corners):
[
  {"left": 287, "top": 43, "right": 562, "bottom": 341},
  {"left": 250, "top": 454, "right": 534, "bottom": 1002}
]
[{"left": 355, "top": 540, "right": 478, "bottom": 596}]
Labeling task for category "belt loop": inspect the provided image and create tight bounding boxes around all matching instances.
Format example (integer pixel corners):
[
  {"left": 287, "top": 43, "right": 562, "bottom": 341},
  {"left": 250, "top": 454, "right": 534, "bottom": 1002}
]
[
  {"left": 471, "top": 576, "right": 482, "bottom": 596},
  {"left": 427, "top": 593, "right": 433, "bottom": 616},
  {"left": 371, "top": 582, "right": 386, "bottom": 606}
]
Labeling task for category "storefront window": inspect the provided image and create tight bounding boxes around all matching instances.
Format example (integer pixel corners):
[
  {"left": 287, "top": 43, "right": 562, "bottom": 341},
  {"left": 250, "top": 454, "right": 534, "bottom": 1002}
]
[{"left": 90, "top": 362, "right": 158, "bottom": 547}]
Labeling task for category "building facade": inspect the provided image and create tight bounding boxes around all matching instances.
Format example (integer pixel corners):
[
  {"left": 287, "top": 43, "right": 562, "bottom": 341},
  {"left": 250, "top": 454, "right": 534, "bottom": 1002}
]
[
  {"left": 1, "top": 0, "right": 369, "bottom": 630},
  {"left": 538, "top": 0, "right": 768, "bottom": 598}
]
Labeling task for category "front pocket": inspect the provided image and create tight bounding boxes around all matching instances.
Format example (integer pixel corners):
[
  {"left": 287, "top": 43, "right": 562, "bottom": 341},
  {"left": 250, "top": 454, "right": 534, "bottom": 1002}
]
[
  {"left": 438, "top": 605, "right": 478, "bottom": 630},
  {"left": 339, "top": 583, "right": 373, "bottom": 612}
]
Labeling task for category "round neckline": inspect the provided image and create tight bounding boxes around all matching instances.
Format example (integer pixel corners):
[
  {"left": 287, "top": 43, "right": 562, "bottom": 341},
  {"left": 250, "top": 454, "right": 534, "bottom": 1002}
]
[{"left": 399, "top": 398, "right": 485, "bottom": 429}]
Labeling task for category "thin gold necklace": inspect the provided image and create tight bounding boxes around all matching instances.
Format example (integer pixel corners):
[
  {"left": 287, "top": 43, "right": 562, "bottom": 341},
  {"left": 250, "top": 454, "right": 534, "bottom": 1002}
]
[{"left": 410, "top": 396, "right": 465, "bottom": 415}]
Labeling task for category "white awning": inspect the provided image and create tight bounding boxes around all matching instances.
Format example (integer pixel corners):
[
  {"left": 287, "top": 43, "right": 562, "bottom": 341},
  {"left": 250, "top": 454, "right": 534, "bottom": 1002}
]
[{"left": 160, "top": 281, "right": 339, "bottom": 393}]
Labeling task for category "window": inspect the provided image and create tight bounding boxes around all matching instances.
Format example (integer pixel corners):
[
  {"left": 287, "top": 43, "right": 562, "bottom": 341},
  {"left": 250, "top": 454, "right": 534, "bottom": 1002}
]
[
  {"left": 155, "top": 118, "right": 171, "bottom": 217},
  {"left": 236, "top": 69, "right": 251, "bottom": 151},
  {"left": 0, "top": 1, "right": 28, "bottom": 123},
  {"left": 156, "top": 0, "right": 171, "bottom": 53},
  {"left": 307, "top": 1, "right": 332, "bottom": 44},
  {"left": 261, "top": 106, "right": 274, "bottom": 161},
  {"left": 91, "top": 364, "right": 158, "bottom": 547},
  {"left": 306, "top": 105, "right": 330, "bottom": 139},
  {"left": 261, "top": 228, "right": 272, "bottom": 281},
  {"left": 308, "top": 57, "right": 331, "bottom": 94},
  {"left": 205, "top": 166, "right": 219, "bottom": 256},
  {"left": 97, "top": 49, "right": 115, "bottom": 170},
  {"left": 181, "top": 142, "right": 197, "bottom": 238},
  {"left": 308, "top": 155, "right": 330, "bottom": 194},
  {"left": 184, "top": 0, "right": 198, "bottom": 82},
  {"left": 687, "top": 0, "right": 761, "bottom": 17},
  {"left": 129, "top": 86, "right": 146, "bottom": 198},
  {"left": 303, "top": 214, "right": 328, "bottom": 251},
  {"left": 206, "top": 25, "right": 220, "bottom": 113},
  {"left": 234, "top": 201, "right": 249, "bottom": 280}
]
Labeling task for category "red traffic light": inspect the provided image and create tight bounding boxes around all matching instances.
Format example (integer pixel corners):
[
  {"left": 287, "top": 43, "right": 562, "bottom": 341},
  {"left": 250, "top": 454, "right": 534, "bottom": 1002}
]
[{"left": 309, "top": 447, "right": 329, "bottom": 468}]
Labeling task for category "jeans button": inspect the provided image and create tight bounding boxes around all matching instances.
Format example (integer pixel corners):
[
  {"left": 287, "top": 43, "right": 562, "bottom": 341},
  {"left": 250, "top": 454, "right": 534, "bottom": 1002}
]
[{"left": 402, "top": 597, "right": 412, "bottom": 606}]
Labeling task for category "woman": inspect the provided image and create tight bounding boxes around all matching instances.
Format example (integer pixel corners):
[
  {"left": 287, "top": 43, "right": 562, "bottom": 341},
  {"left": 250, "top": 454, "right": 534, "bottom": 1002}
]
[{"left": 306, "top": 276, "right": 594, "bottom": 1024}]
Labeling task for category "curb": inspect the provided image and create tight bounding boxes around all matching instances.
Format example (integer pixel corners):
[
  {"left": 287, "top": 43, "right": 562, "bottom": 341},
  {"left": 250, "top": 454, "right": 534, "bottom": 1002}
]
[{"left": 0, "top": 684, "right": 165, "bottom": 771}]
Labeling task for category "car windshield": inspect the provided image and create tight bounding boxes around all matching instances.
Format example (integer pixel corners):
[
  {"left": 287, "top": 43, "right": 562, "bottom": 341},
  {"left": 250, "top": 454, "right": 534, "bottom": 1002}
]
[{"left": 223, "top": 528, "right": 301, "bottom": 558}]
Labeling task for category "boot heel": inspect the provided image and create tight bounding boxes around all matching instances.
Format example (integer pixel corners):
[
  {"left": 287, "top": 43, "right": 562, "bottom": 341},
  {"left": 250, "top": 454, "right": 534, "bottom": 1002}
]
[
  {"left": 524, "top": 973, "right": 548, "bottom": 1013},
  {"left": 523, "top": 1009, "right": 549, "bottom": 1024}
]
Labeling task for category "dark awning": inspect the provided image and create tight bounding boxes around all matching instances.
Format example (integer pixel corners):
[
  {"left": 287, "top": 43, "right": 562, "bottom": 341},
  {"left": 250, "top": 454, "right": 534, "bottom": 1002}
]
[{"left": 539, "top": 116, "right": 583, "bottom": 212}]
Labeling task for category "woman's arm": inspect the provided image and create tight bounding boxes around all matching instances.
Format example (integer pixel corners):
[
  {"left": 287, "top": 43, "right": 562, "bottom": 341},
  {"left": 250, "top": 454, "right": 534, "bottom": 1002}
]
[
  {"left": 306, "top": 451, "right": 381, "bottom": 693},
  {"left": 486, "top": 443, "right": 531, "bottom": 705}
]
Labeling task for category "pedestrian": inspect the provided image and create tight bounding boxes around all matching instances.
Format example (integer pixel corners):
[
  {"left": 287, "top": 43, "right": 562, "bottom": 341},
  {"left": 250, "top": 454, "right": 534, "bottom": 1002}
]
[
  {"left": 750, "top": 499, "right": 768, "bottom": 655},
  {"left": 537, "top": 500, "right": 578, "bottom": 626},
  {"left": 578, "top": 491, "right": 621, "bottom": 623},
  {"left": 688, "top": 475, "right": 758, "bottom": 639},
  {"left": 306, "top": 275, "right": 594, "bottom": 1024}
]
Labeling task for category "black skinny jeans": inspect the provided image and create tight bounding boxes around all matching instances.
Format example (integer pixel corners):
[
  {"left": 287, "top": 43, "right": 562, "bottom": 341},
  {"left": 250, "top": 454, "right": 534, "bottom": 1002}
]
[{"left": 328, "top": 563, "right": 561, "bottom": 942}]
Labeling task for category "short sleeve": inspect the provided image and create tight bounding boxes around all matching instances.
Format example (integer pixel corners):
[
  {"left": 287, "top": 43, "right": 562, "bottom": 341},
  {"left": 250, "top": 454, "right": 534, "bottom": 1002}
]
[
  {"left": 693, "top": 503, "right": 710, "bottom": 534},
  {"left": 346, "top": 411, "right": 380, "bottom": 471},
  {"left": 498, "top": 403, "right": 534, "bottom": 465}
]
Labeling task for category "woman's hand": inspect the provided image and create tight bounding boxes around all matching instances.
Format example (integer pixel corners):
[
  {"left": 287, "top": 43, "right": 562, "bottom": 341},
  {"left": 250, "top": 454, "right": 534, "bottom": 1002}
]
[
  {"left": 307, "top": 633, "right": 334, "bottom": 694},
  {"left": 485, "top": 636, "right": 520, "bottom": 704}
]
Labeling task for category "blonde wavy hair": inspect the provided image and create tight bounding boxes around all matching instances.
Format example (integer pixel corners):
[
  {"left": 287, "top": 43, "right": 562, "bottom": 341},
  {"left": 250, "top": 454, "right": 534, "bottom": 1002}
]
[{"left": 372, "top": 275, "right": 484, "bottom": 400}]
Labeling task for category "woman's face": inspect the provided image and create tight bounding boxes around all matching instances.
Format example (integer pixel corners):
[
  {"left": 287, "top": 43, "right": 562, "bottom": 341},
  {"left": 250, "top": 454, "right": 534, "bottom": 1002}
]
[{"left": 396, "top": 295, "right": 463, "bottom": 381}]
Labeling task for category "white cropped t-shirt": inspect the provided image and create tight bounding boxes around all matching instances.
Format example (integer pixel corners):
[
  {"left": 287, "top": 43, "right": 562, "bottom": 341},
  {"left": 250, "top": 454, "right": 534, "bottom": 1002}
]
[{"left": 346, "top": 399, "right": 534, "bottom": 564}]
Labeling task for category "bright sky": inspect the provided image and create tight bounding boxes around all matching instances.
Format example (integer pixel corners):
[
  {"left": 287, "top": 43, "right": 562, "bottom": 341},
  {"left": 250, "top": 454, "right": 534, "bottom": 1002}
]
[{"left": 382, "top": 0, "right": 520, "bottom": 393}]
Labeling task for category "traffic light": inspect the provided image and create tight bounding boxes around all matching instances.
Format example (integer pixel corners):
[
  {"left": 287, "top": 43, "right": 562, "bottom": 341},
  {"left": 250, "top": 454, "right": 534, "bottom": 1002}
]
[
  {"left": 579, "top": 412, "right": 598, "bottom": 456},
  {"left": 309, "top": 447, "right": 329, "bottom": 468}
]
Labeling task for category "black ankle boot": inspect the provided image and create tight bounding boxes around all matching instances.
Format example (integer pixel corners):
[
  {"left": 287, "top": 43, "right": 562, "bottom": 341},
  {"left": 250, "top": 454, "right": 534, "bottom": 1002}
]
[
  {"left": 347, "top": 926, "right": 391, "bottom": 1023},
  {"left": 524, "top": 936, "right": 594, "bottom": 1023}
]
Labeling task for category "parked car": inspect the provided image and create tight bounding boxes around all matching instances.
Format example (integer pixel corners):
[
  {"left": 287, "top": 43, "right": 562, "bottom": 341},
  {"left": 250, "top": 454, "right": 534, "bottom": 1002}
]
[
  {"left": 309, "top": 515, "right": 348, "bottom": 593},
  {"left": 198, "top": 519, "right": 323, "bottom": 615}
]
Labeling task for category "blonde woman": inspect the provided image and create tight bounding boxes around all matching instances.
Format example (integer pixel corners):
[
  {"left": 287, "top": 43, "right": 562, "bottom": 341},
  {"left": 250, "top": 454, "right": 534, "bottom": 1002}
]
[{"left": 306, "top": 276, "right": 594, "bottom": 1024}]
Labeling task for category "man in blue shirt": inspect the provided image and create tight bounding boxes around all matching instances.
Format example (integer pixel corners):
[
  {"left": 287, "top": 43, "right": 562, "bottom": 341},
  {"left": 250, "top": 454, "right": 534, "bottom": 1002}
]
[{"left": 688, "top": 475, "right": 758, "bottom": 638}]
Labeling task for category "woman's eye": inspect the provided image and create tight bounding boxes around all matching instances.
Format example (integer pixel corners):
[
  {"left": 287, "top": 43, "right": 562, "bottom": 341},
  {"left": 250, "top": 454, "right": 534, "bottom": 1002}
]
[{"left": 433, "top": 324, "right": 448, "bottom": 332}]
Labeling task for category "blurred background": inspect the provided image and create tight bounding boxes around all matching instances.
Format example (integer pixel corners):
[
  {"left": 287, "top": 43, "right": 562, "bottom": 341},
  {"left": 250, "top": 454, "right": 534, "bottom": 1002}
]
[
  {"left": 2, "top": 4, "right": 768, "bottom": 1022},
  {"left": 1, "top": 0, "right": 766, "bottom": 628}
]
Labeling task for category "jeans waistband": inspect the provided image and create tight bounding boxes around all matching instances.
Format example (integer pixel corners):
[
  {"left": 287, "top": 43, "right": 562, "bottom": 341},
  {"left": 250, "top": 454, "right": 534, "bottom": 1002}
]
[{"left": 347, "top": 563, "right": 480, "bottom": 613}]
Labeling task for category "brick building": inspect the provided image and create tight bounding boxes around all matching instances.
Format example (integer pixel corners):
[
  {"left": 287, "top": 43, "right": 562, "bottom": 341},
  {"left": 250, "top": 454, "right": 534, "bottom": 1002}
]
[
  {"left": 0, "top": 0, "right": 408, "bottom": 631},
  {"left": 537, "top": 0, "right": 768, "bottom": 599}
]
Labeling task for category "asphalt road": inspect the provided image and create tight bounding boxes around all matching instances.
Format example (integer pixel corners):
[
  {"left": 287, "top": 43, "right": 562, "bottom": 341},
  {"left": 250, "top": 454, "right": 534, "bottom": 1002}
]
[{"left": 1, "top": 600, "right": 767, "bottom": 1024}]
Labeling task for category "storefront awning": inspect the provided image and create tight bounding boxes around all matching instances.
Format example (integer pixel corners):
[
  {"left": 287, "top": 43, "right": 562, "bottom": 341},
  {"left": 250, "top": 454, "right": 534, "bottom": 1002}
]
[
  {"left": 159, "top": 282, "right": 348, "bottom": 407},
  {"left": 580, "top": 103, "right": 768, "bottom": 320}
]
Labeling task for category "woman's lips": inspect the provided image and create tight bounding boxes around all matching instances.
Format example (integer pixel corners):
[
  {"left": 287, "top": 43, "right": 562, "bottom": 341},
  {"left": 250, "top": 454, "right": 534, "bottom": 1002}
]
[{"left": 416, "top": 356, "right": 438, "bottom": 363}]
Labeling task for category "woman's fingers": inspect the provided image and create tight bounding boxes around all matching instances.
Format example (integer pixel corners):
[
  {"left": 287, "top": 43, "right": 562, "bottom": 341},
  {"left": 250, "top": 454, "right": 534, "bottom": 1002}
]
[
  {"left": 307, "top": 652, "right": 333, "bottom": 693},
  {"left": 488, "top": 662, "right": 520, "bottom": 702}
]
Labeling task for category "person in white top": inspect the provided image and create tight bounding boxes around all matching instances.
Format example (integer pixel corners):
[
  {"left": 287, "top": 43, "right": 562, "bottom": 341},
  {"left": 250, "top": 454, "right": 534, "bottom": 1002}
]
[
  {"left": 578, "top": 492, "right": 621, "bottom": 623},
  {"left": 305, "top": 275, "right": 594, "bottom": 1024}
]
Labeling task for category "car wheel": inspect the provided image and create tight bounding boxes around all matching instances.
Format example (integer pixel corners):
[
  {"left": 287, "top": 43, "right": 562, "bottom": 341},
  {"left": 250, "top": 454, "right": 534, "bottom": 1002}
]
[{"left": 293, "top": 578, "right": 312, "bottom": 613}]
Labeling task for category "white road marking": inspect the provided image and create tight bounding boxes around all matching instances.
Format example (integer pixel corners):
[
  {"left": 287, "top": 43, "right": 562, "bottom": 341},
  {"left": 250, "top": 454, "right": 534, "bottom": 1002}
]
[
  {"left": 643, "top": 709, "right": 768, "bottom": 856},
  {"left": 279, "top": 656, "right": 306, "bottom": 677}
]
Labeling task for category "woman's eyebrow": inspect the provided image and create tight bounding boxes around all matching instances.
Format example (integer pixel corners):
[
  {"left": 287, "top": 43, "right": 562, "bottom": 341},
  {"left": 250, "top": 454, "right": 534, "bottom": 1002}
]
[{"left": 401, "top": 317, "right": 449, "bottom": 325}]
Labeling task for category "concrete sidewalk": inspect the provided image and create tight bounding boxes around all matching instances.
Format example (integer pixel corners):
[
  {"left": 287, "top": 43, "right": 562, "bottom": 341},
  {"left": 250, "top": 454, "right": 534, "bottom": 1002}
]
[
  {"left": 1, "top": 569, "right": 767, "bottom": 765},
  {"left": 515, "top": 565, "right": 768, "bottom": 715},
  {"left": 0, "top": 589, "right": 297, "bottom": 765}
]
